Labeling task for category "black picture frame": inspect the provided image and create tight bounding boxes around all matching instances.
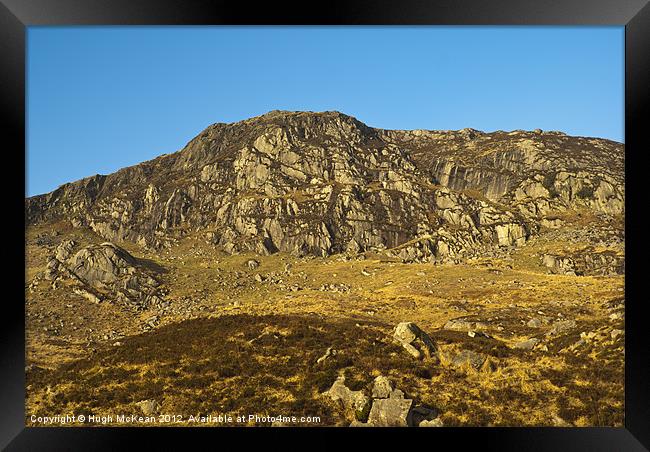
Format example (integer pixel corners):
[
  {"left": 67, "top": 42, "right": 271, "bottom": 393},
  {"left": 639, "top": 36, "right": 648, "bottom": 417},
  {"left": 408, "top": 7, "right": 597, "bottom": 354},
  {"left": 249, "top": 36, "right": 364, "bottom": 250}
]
[{"left": 3, "top": 0, "right": 648, "bottom": 449}]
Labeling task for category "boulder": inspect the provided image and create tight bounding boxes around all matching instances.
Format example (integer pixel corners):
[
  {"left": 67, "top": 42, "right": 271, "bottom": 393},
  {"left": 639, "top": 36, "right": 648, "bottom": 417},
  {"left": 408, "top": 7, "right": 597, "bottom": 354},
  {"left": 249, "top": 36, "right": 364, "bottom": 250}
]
[
  {"left": 49, "top": 242, "right": 164, "bottom": 309},
  {"left": 419, "top": 418, "right": 444, "bottom": 427},
  {"left": 393, "top": 322, "right": 437, "bottom": 360},
  {"left": 450, "top": 349, "right": 487, "bottom": 371},
  {"left": 444, "top": 317, "right": 488, "bottom": 332},
  {"left": 69, "top": 242, "right": 137, "bottom": 284},
  {"left": 325, "top": 375, "right": 370, "bottom": 417},
  {"left": 527, "top": 318, "right": 543, "bottom": 328},
  {"left": 371, "top": 375, "right": 394, "bottom": 399},
  {"left": 514, "top": 338, "right": 540, "bottom": 350},
  {"left": 547, "top": 319, "right": 577, "bottom": 336},
  {"left": 407, "top": 405, "right": 440, "bottom": 427},
  {"left": 366, "top": 396, "right": 412, "bottom": 427}
]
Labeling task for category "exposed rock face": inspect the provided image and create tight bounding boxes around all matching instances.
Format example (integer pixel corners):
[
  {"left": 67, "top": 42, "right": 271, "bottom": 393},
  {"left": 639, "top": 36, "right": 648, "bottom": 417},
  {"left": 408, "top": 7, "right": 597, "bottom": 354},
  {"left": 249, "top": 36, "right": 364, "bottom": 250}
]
[
  {"left": 25, "top": 111, "right": 624, "bottom": 263},
  {"left": 44, "top": 241, "right": 165, "bottom": 310}
]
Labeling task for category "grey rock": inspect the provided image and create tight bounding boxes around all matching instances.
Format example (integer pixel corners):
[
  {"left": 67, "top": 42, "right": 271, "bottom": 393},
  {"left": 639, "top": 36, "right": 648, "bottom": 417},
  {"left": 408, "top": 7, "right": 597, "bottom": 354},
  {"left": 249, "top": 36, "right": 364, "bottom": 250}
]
[
  {"left": 325, "top": 376, "right": 369, "bottom": 415},
  {"left": 49, "top": 242, "right": 164, "bottom": 310},
  {"left": 393, "top": 322, "right": 437, "bottom": 360},
  {"left": 135, "top": 399, "right": 159, "bottom": 416},
  {"left": 407, "top": 405, "right": 440, "bottom": 427},
  {"left": 55, "top": 239, "right": 76, "bottom": 262},
  {"left": 514, "top": 338, "right": 540, "bottom": 350},
  {"left": 527, "top": 318, "right": 543, "bottom": 328},
  {"left": 371, "top": 375, "right": 394, "bottom": 399},
  {"left": 367, "top": 396, "right": 412, "bottom": 427},
  {"left": 451, "top": 349, "right": 487, "bottom": 370},
  {"left": 444, "top": 317, "right": 488, "bottom": 332},
  {"left": 419, "top": 417, "right": 444, "bottom": 427},
  {"left": 26, "top": 112, "right": 623, "bottom": 265},
  {"left": 548, "top": 319, "right": 577, "bottom": 336},
  {"left": 316, "top": 347, "right": 336, "bottom": 364}
]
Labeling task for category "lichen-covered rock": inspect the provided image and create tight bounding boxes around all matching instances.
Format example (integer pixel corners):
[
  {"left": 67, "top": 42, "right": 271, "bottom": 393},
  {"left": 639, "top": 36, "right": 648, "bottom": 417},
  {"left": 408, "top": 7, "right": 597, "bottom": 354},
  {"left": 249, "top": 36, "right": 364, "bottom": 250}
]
[
  {"left": 371, "top": 376, "right": 394, "bottom": 399},
  {"left": 135, "top": 399, "right": 159, "bottom": 416}
]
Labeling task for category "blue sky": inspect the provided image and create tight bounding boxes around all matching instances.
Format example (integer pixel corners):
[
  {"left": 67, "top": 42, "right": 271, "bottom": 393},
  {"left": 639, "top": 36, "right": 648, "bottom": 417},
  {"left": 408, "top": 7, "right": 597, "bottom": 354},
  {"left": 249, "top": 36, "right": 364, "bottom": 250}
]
[{"left": 27, "top": 26, "right": 624, "bottom": 196}]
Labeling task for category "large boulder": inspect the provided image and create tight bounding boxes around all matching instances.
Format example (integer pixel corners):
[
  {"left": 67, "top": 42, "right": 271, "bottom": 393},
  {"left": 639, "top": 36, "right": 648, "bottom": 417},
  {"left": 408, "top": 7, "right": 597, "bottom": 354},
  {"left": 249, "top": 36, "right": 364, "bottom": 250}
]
[
  {"left": 45, "top": 241, "right": 164, "bottom": 309},
  {"left": 69, "top": 242, "right": 138, "bottom": 284}
]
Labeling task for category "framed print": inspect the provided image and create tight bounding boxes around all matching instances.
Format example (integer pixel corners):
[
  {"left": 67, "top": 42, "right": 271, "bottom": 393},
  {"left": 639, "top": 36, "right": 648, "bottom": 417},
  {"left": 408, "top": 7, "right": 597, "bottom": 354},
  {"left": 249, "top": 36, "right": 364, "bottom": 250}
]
[{"left": 2, "top": 0, "right": 649, "bottom": 449}]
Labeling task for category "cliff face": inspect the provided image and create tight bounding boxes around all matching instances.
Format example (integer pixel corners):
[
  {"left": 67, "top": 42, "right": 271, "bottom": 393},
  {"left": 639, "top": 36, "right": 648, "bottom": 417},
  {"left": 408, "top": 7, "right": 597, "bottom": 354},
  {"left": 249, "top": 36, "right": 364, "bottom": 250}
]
[{"left": 26, "top": 110, "right": 624, "bottom": 265}]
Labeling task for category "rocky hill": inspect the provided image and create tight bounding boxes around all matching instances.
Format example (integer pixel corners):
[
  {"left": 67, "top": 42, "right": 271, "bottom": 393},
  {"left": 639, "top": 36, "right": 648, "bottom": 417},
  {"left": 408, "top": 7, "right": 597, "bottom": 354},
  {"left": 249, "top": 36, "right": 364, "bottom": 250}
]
[
  {"left": 25, "top": 111, "right": 626, "bottom": 427},
  {"left": 26, "top": 110, "right": 624, "bottom": 273}
]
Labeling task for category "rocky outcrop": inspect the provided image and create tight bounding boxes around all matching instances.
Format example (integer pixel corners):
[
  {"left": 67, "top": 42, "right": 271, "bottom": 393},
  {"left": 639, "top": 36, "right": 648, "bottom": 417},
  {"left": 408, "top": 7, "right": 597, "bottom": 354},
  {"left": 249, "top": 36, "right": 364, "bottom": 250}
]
[
  {"left": 43, "top": 241, "right": 165, "bottom": 310},
  {"left": 338, "top": 375, "right": 443, "bottom": 427},
  {"left": 26, "top": 111, "right": 624, "bottom": 263},
  {"left": 541, "top": 249, "right": 624, "bottom": 276}
]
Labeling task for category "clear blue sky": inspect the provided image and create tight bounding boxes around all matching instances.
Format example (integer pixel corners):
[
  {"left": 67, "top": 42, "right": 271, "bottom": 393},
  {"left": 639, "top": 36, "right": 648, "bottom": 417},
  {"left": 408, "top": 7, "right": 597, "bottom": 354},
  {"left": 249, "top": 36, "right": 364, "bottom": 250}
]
[{"left": 27, "top": 26, "right": 624, "bottom": 196}]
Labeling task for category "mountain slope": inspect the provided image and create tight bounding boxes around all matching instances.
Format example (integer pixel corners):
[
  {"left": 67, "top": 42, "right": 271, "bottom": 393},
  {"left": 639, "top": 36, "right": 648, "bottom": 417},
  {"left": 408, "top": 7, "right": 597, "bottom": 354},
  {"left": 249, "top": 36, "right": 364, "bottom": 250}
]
[{"left": 25, "top": 110, "right": 624, "bottom": 266}]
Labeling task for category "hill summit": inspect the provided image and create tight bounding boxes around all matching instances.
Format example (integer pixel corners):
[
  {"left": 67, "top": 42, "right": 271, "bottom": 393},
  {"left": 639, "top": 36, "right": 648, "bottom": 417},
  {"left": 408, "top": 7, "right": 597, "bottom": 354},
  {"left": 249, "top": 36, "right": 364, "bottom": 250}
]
[{"left": 26, "top": 110, "right": 624, "bottom": 272}]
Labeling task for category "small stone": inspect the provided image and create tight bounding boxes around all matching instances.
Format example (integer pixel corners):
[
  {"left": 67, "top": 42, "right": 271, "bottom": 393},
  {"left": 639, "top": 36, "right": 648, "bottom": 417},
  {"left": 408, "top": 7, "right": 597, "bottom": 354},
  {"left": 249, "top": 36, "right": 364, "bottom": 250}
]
[
  {"left": 419, "top": 417, "right": 444, "bottom": 427},
  {"left": 316, "top": 347, "right": 335, "bottom": 364},
  {"left": 547, "top": 319, "right": 576, "bottom": 336},
  {"left": 246, "top": 259, "right": 260, "bottom": 270},
  {"left": 371, "top": 376, "right": 393, "bottom": 399},
  {"left": 527, "top": 318, "right": 542, "bottom": 328},
  {"left": 135, "top": 399, "right": 159, "bottom": 416},
  {"left": 514, "top": 338, "right": 540, "bottom": 350},
  {"left": 393, "top": 322, "right": 437, "bottom": 360}
]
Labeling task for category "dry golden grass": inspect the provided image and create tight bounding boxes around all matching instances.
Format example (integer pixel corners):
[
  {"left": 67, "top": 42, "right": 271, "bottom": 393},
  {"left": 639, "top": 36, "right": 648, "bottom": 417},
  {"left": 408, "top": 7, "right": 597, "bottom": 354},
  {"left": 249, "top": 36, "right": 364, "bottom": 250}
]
[{"left": 25, "top": 224, "right": 624, "bottom": 426}]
